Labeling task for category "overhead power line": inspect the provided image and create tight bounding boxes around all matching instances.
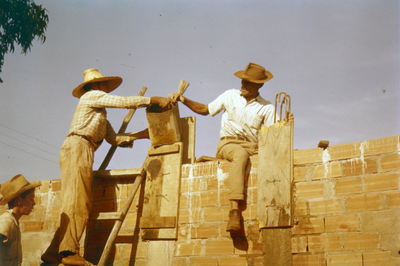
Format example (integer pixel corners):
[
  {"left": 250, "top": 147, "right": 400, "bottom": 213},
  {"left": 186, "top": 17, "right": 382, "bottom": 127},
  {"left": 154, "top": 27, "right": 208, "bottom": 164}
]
[
  {"left": 0, "top": 123, "right": 60, "bottom": 150},
  {"left": 0, "top": 140, "right": 58, "bottom": 165},
  {"left": 0, "top": 132, "right": 59, "bottom": 157}
]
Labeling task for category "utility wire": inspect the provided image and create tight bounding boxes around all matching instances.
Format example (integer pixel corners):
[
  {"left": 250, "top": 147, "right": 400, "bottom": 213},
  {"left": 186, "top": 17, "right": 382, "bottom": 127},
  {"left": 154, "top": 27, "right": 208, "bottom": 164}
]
[
  {"left": 0, "top": 123, "right": 60, "bottom": 150},
  {"left": 0, "top": 140, "right": 59, "bottom": 165},
  {"left": 0, "top": 132, "right": 59, "bottom": 157}
]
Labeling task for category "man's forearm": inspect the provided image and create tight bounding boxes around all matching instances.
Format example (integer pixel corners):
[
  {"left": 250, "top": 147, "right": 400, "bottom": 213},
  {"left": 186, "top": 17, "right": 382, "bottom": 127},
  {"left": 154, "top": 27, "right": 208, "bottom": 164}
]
[{"left": 180, "top": 96, "right": 209, "bottom": 116}]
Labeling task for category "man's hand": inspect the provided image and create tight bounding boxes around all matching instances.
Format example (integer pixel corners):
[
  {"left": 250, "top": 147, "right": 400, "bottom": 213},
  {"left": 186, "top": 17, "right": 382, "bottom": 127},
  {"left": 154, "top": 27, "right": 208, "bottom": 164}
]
[
  {"left": 168, "top": 92, "right": 183, "bottom": 103},
  {"left": 150, "top": 97, "right": 172, "bottom": 109}
]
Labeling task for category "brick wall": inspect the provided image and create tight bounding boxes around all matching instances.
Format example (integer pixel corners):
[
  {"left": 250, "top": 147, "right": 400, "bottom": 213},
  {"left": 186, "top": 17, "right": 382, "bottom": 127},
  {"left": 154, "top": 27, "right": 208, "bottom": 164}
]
[
  {"left": 2, "top": 135, "right": 399, "bottom": 266},
  {"left": 292, "top": 135, "right": 400, "bottom": 266}
]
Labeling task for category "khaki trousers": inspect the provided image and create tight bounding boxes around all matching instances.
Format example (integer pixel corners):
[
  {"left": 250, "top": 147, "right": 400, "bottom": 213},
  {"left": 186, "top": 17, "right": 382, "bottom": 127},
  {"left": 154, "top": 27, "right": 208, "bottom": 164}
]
[
  {"left": 216, "top": 139, "right": 257, "bottom": 200},
  {"left": 44, "top": 135, "right": 94, "bottom": 255}
]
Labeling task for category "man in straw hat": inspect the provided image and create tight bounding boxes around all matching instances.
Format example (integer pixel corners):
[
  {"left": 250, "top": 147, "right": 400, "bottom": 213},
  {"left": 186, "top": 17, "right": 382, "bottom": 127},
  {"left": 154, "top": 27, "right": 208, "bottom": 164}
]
[
  {"left": 0, "top": 174, "right": 41, "bottom": 266},
  {"left": 170, "top": 62, "right": 280, "bottom": 232},
  {"left": 41, "top": 68, "right": 171, "bottom": 265}
]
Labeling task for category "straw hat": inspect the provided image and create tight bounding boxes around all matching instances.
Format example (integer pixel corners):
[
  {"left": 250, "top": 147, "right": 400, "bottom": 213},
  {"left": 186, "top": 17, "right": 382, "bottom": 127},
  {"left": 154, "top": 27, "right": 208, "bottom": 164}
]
[
  {"left": 0, "top": 174, "right": 41, "bottom": 205},
  {"left": 72, "top": 68, "right": 123, "bottom": 98},
  {"left": 234, "top": 62, "right": 273, "bottom": 84}
]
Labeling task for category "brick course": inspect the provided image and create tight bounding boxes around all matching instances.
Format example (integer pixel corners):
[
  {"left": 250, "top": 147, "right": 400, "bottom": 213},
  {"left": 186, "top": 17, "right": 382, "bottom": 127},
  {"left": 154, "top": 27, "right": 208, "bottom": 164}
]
[{"left": 16, "top": 135, "right": 400, "bottom": 266}]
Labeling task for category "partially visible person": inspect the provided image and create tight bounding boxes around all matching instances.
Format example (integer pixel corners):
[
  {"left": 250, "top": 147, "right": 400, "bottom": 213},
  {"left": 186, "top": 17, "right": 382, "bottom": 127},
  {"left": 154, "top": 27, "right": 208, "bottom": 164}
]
[{"left": 0, "top": 174, "right": 41, "bottom": 266}]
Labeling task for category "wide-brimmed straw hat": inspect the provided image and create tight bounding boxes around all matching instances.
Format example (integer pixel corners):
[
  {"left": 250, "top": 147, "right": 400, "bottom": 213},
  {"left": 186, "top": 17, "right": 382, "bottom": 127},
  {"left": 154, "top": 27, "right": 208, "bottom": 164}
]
[
  {"left": 72, "top": 68, "right": 123, "bottom": 98},
  {"left": 234, "top": 62, "right": 273, "bottom": 84},
  {"left": 0, "top": 174, "right": 41, "bottom": 205}
]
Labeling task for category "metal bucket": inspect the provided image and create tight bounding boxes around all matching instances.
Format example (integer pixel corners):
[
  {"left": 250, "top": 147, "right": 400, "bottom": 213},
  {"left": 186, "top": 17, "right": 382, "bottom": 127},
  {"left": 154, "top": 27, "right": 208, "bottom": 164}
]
[{"left": 146, "top": 103, "right": 181, "bottom": 146}]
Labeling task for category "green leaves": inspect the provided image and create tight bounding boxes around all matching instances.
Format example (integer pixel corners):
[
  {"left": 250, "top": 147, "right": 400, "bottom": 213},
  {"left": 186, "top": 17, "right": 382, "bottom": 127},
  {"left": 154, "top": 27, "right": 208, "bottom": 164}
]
[{"left": 0, "top": 0, "right": 49, "bottom": 83}]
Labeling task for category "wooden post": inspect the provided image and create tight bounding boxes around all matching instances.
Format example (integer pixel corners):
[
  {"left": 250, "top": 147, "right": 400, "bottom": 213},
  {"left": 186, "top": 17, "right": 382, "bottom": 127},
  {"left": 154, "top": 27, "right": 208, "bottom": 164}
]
[{"left": 258, "top": 92, "right": 294, "bottom": 265}]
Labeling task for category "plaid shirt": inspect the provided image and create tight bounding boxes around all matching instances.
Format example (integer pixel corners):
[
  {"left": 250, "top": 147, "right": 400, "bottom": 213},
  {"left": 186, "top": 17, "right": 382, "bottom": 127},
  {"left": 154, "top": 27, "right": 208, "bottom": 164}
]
[{"left": 67, "top": 90, "right": 150, "bottom": 149}]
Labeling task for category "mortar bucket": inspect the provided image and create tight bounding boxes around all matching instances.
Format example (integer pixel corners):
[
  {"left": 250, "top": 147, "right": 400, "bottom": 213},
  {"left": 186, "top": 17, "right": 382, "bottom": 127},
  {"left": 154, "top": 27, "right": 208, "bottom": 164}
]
[{"left": 146, "top": 103, "right": 181, "bottom": 146}]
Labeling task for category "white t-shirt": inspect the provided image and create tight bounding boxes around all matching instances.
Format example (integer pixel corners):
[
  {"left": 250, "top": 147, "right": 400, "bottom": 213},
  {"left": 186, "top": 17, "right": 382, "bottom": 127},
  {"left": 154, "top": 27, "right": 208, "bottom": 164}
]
[
  {"left": 208, "top": 89, "right": 277, "bottom": 143},
  {"left": 0, "top": 210, "right": 22, "bottom": 266}
]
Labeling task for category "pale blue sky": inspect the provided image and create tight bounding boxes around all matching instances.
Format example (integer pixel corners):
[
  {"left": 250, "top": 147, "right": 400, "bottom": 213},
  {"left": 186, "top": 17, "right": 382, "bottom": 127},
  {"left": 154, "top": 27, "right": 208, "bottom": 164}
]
[{"left": 1, "top": 0, "right": 399, "bottom": 183}]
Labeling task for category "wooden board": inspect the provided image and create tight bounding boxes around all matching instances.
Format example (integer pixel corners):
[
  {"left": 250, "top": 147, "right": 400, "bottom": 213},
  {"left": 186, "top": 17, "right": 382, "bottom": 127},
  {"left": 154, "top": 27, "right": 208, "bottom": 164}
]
[
  {"left": 257, "top": 121, "right": 294, "bottom": 228},
  {"left": 93, "top": 168, "right": 145, "bottom": 179},
  {"left": 180, "top": 116, "right": 196, "bottom": 164},
  {"left": 140, "top": 142, "right": 183, "bottom": 240}
]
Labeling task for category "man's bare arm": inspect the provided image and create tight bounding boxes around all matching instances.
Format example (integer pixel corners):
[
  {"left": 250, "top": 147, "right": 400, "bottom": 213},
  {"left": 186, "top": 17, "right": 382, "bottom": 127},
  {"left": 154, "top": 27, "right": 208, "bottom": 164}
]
[{"left": 169, "top": 93, "right": 209, "bottom": 116}]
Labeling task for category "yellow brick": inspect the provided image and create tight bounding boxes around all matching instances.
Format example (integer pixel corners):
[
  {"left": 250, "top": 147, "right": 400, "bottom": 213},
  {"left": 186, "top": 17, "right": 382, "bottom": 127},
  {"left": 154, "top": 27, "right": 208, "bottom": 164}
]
[
  {"left": 294, "top": 148, "right": 323, "bottom": 165},
  {"left": 335, "top": 177, "right": 363, "bottom": 195},
  {"left": 365, "top": 193, "right": 383, "bottom": 211},
  {"left": 365, "top": 173, "right": 399, "bottom": 192},
  {"left": 252, "top": 256, "right": 265, "bottom": 266},
  {"left": 326, "top": 199, "right": 342, "bottom": 214},
  {"left": 292, "top": 254, "right": 326, "bottom": 266},
  {"left": 175, "top": 240, "right": 202, "bottom": 256},
  {"left": 294, "top": 166, "right": 308, "bottom": 182},
  {"left": 381, "top": 153, "right": 400, "bottom": 172},
  {"left": 192, "top": 162, "right": 219, "bottom": 177},
  {"left": 219, "top": 256, "right": 247, "bottom": 266},
  {"left": 343, "top": 232, "right": 380, "bottom": 251},
  {"left": 326, "top": 253, "right": 362, "bottom": 266},
  {"left": 292, "top": 217, "right": 324, "bottom": 235},
  {"left": 309, "top": 200, "right": 327, "bottom": 215},
  {"left": 51, "top": 179, "right": 61, "bottom": 191},
  {"left": 248, "top": 172, "right": 258, "bottom": 187},
  {"left": 308, "top": 235, "right": 342, "bottom": 252},
  {"left": 190, "top": 257, "right": 218, "bottom": 266},
  {"left": 204, "top": 206, "right": 229, "bottom": 222},
  {"left": 313, "top": 162, "right": 342, "bottom": 180},
  {"left": 325, "top": 215, "right": 360, "bottom": 233},
  {"left": 345, "top": 194, "right": 366, "bottom": 212},
  {"left": 308, "top": 234, "right": 342, "bottom": 252},
  {"left": 362, "top": 251, "right": 391, "bottom": 266},
  {"left": 179, "top": 194, "right": 188, "bottom": 209},
  {"left": 295, "top": 181, "right": 325, "bottom": 199},
  {"left": 343, "top": 158, "right": 377, "bottom": 177},
  {"left": 291, "top": 236, "right": 308, "bottom": 253},
  {"left": 38, "top": 180, "right": 50, "bottom": 193},
  {"left": 205, "top": 239, "right": 234, "bottom": 255},
  {"left": 178, "top": 208, "right": 202, "bottom": 224},
  {"left": 190, "top": 224, "right": 219, "bottom": 239},
  {"left": 328, "top": 142, "right": 362, "bottom": 161},
  {"left": 363, "top": 135, "right": 400, "bottom": 156},
  {"left": 294, "top": 200, "right": 309, "bottom": 216},
  {"left": 247, "top": 187, "right": 258, "bottom": 205},
  {"left": 199, "top": 191, "right": 219, "bottom": 207},
  {"left": 387, "top": 191, "right": 400, "bottom": 208}
]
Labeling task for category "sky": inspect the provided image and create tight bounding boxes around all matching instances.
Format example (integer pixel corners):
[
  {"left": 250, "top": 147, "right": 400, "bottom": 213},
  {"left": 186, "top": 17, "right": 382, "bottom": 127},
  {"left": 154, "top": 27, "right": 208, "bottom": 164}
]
[{"left": 0, "top": 0, "right": 399, "bottom": 184}]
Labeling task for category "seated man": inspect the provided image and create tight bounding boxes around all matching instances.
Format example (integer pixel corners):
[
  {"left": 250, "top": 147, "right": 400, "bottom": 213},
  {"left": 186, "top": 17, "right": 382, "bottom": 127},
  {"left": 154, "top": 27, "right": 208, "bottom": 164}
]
[
  {"left": 170, "top": 62, "right": 277, "bottom": 232},
  {"left": 0, "top": 174, "right": 41, "bottom": 266}
]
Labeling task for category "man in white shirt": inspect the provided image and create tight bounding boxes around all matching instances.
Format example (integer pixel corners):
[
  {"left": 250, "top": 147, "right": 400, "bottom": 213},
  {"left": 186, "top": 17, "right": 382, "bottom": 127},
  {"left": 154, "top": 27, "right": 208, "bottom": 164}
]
[{"left": 170, "top": 62, "right": 276, "bottom": 232}]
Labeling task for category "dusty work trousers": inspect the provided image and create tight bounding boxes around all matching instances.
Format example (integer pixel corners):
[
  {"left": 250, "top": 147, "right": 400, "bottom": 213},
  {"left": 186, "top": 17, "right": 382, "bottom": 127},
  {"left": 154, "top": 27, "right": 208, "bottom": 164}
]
[
  {"left": 58, "top": 135, "right": 94, "bottom": 254},
  {"left": 216, "top": 139, "right": 258, "bottom": 200}
]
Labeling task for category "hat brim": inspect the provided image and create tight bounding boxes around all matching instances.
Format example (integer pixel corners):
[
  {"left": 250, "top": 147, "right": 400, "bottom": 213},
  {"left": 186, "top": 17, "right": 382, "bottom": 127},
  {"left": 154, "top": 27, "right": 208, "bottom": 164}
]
[
  {"left": 234, "top": 70, "right": 273, "bottom": 84},
  {"left": 72, "top": 76, "right": 123, "bottom": 98},
  {"left": 0, "top": 181, "right": 41, "bottom": 205}
]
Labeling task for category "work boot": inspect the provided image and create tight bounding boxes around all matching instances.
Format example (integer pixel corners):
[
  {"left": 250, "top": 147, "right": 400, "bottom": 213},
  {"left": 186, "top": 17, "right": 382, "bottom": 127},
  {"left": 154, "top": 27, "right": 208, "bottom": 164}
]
[{"left": 226, "top": 209, "right": 242, "bottom": 232}]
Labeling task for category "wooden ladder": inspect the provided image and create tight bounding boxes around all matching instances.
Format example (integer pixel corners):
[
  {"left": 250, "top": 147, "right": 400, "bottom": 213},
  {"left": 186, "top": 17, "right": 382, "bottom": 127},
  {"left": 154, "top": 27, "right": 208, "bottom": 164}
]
[{"left": 90, "top": 86, "right": 147, "bottom": 266}]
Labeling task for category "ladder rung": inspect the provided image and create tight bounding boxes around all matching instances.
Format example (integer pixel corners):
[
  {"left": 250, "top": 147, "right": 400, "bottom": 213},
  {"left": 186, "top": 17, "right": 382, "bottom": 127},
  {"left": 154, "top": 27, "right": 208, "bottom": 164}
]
[
  {"left": 90, "top": 212, "right": 123, "bottom": 220},
  {"left": 93, "top": 167, "right": 145, "bottom": 179}
]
